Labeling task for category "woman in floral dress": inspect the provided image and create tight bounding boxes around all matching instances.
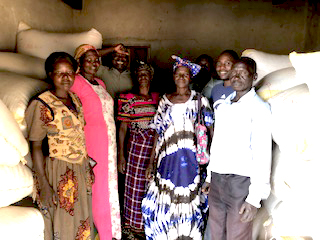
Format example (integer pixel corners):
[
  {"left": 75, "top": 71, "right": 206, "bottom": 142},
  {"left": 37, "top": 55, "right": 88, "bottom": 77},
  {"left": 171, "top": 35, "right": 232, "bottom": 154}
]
[{"left": 26, "top": 52, "right": 94, "bottom": 240}]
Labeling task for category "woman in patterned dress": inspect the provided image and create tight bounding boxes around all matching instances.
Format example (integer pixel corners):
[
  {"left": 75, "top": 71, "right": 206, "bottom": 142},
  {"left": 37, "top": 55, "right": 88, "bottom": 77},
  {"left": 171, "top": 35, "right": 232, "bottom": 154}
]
[
  {"left": 26, "top": 52, "right": 94, "bottom": 240},
  {"left": 71, "top": 44, "right": 125, "bottom": 240},
  {"left": 117, "top": 62, "right": 159, "bottom": 239},
  {"left": 142, "top": 56, "right": 214, "bottom": 240}
]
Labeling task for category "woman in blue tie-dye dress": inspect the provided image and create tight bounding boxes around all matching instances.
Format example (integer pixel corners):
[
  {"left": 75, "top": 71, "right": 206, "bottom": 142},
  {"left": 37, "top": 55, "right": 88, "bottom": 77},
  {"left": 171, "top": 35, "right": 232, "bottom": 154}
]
[{"left": 142, "top": 56, "right": 213, "bottom": 240}]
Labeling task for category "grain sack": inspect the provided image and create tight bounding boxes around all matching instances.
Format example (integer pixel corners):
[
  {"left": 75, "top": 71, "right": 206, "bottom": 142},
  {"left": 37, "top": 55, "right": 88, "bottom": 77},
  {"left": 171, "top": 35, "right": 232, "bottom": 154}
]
[
  {"left": 256, "top": 67, "right": 301, "bottom": 101},
  {"left": 268, "top": 83, "right": 313, "bottom": 160},
  {"left": 0, "top": 72, "right": 49, "bottom": 137},
  {"left": 0, "top": 206, "right": 44, "bottom": 240},
  {"left": 241, "top": 49, "right": 292, "bottom": 84},
  {"left": 289, "top": 51, "right": 320, "bottom": 99},
  {"left": 16, "top": 21, "right": 103, "bottom": 59},
  {"left": 266, "top": 145, "right": 319, "bottom": 238},
  {"left": 0, "top": 52, "right": 46, "bottom": 79},
  {"left": 0, "top": 99, "right": 28, "bottom": 166},
  {"left": 0, "top": 162, "right": 33, "bottom": 207}
]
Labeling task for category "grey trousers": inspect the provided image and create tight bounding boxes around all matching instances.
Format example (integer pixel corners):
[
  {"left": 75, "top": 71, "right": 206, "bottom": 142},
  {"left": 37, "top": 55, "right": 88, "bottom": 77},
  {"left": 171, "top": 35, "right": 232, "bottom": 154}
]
[{"left": 208, "top": 172, "right": 253, "bottom": 240}]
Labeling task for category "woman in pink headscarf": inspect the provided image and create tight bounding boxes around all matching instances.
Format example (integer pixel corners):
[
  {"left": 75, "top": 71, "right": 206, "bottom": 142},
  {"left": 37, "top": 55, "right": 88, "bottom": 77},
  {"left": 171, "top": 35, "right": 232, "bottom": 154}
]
[{"left": 71, "top": 44, "right": 125, "bottom": 240}]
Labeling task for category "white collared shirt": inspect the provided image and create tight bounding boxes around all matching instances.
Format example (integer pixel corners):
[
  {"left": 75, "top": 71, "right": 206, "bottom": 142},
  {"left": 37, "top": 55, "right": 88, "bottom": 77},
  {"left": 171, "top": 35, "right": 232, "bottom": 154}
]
[{"left": 206, "top": 88, "right": 272, "bottom": 208}]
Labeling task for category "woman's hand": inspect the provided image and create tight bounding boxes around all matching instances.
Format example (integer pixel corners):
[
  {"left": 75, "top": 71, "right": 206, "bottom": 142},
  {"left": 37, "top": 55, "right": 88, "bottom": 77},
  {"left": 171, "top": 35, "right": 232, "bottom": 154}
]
[
  {"left": 39, "top": 180, "right": 58, "bottom": 208},
  {"left": 201, "top": 182, "right": 210, "bottom": 195},
  {"left": 145, "top": 163, "right": 155, "bottom": 181},
  {"left": 114, "top": 44, "right": 129, "bottom": 56},
  {"left": 118, "top": 156, "right": 126, "bottom": 174}
]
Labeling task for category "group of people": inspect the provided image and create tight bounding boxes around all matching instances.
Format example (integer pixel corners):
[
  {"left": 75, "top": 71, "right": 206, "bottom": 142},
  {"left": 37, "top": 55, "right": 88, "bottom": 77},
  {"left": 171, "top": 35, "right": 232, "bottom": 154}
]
[{"left": 25, "top": 43, "right": 272, "bottom": 240}]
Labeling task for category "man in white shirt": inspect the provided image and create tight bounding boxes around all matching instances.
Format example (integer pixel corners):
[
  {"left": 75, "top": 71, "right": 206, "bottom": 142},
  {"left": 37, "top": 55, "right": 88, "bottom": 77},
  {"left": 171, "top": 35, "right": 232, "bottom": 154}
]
[{"left": 202, "top": 57, "right": 272, "bottom": 240}]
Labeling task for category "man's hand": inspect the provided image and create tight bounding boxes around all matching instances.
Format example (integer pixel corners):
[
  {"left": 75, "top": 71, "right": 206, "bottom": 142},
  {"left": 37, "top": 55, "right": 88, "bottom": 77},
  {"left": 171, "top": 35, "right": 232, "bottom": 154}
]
[
  {"left": 239, "top": 201, "right": 258, "bottom": 223},
  {"left": 201, "top": 182, "right": 210, "bottom": 195},
  {"left": 114, "top": 44, "right": 129, "bottom": 56}
]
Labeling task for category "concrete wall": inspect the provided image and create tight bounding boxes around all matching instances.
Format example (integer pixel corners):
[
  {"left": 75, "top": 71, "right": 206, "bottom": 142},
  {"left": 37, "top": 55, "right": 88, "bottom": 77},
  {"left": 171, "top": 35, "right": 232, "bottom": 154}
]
[
  {"left": 73, "top": 0, "right": 309, "bottom": 69},
  {"left": 0, "top": 0, "right": 74, "bottom": 51}
]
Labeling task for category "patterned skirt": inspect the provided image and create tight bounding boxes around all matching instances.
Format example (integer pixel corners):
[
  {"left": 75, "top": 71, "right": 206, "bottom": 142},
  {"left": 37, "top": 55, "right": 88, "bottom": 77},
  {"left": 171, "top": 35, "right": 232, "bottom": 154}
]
[
  {"left": 36, "top": 157, "right": 94, "bottom": 240},
  {"left": 123, "top": 128, "right": 155, "bottom": 231},
  {"left": 142, "top": 148, "right": 206, "bottom": 240}
]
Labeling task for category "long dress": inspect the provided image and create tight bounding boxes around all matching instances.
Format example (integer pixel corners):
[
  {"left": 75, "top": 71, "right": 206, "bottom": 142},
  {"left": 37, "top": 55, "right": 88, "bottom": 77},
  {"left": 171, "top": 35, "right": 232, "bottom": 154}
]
[
  {"left": 117, "top": 92, "right": 159, "bottom": 233},
  {"left": 142, "top": 90, "right": 213, "bottom": 240},
  {"left": 71, "top": 74, "right": 121, "bottom": 240},
  {"left": 25, "top": 91, "right": 94, "bottom": 240}
]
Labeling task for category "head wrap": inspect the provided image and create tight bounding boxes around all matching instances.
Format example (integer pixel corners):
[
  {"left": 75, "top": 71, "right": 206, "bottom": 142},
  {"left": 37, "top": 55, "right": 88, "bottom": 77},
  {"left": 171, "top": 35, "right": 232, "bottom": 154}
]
[
  {"left": 74, "top": 44, "right": 100, "bottom": 63},
  {"left": 135, "top": 61, "right": 154, "bottom": 79},
  {"left": 172, "top": 55, "right": 201, "bottom": 77}
]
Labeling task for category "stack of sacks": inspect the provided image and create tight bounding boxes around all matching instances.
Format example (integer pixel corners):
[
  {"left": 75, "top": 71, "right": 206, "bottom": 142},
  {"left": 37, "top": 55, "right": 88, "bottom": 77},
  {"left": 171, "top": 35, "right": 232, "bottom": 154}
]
[
  {"left": 241, "top": 49, "right": 300, "bottom": 101},
  {"left": 0, "top": 23, "right": 104, "bottom": 239},
  {"left": 16, "top": 21, "right": 103, "bottom": 59},
  {"left": 267, "top": 51, "right": 319, "bottom": 238},
  {"left": 0, "top": 99, "right": 44, "bottom": 239},
  {"left": 244, "top": 49, "right": 319, "bottom": 238},
  {"left": 0, "top": 51, "right": 50, "bottom": 168}
]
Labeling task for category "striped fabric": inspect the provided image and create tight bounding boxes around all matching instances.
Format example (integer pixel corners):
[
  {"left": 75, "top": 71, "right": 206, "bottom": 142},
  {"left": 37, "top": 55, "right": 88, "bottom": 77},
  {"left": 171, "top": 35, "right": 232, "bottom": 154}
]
[{"left": 117, "top": 92, "right": 159, "bottom": 231}]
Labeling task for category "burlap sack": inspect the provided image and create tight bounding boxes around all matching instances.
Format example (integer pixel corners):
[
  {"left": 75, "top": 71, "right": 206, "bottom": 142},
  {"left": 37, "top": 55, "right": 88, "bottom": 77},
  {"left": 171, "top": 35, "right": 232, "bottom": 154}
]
[
  {"left": 0, "top": 72, "right": 49, "bottom": 137},
  {"left": 0, "top": 206, "right": 44, "bottom": 240},
  {"left": 268, "top": 83, "right": 313, "bottom": 160},
  {"left": 241, "top": 49, "right": 292, "bottom": 84},
  {"left": 0, "top": 98, "right": 29, "bottom": 166},
  {"left": 0, "top": 52, "right": 46, "bottom": 79},
  {"left": 0, "top": 162, "right": 33, "bottom": 207},
  {"left": 16, "top": 21, "right": 103, "bottom": 59},
  {"left": 256, "top": 67, "right": 301, "bottom": 101}
]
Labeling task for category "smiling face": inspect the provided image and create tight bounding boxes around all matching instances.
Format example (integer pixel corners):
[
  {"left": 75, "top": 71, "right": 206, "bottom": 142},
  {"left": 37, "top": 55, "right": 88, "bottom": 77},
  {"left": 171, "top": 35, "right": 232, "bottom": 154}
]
[
  {"left": 216, "top": 53, "right": 237, "bottom": 80},
  {"left": 137, "top": 69, "right": 152, "bottom": 88},
  {"left": 80, "top": 50, "right": 100, "bottom": 77},
  {"left": 229, "top": 62, "right": 256, "bottom": 93},
  {"left": 49, "top": 60, "right": 75, "bottom": 94},
  {"left": 174, "top": 66, "right": 191, "bottom": 88},
  {"left": 112, "top": 53, "right": 129, "bottom": 72}
]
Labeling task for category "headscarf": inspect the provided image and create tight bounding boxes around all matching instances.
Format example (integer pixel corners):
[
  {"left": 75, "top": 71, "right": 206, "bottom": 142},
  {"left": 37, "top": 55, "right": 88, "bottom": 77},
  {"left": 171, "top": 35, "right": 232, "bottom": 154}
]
[
  {"left": 172, "top": 55, "right": 201, "bottom": 77},
  {"left": 135, "top": 61, "right": 154, "bottom": 79},
  {"left": 74, "top": 44, "right": 101, "bottom": 71}
]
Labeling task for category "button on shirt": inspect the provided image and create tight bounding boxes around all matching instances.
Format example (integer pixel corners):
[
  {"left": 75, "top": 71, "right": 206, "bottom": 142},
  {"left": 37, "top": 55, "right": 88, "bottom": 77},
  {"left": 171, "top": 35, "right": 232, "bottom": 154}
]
[{"left": 206, "top": 88, "right": 272, "bottom": 208}]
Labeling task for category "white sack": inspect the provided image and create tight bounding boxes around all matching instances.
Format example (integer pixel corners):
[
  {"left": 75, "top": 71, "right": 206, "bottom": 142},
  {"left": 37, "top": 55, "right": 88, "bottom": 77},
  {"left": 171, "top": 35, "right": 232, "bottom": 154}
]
[
  {"left": 256, "top": 67, "right": 300, "bottom": 101},
  {"left": 289, "top": 51, "right": 320, "bottom": 100},
  {"left": 0, "top": 72, "right": 49, "bottom": 137},
  {"left": 0, "top": 162, "right": 33, "bottom": 207},
  {"left": 0, "top": 206, "right": 44, "bottom": 240},
  {"left": 0, "top": 52, "right": 46, "bottom": 79},
  {"left": 241, "top": 49, "right": 292, "bottom": 84},
  {"left": 16, "top": 21, "right": 103, "bottom": 59},
  {"left": 0, "top": 99, "right": 28, "bottom": 166},
  {"left": 268, "top": 84, "right": 313, "bottom": 160}
]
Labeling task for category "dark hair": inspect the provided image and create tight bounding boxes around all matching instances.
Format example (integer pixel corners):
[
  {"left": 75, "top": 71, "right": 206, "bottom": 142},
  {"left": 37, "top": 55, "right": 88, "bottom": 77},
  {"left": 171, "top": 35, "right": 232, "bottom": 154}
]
[
  {"left": 45, "top": 52, "right": 78, "bottom": 77},
  {"left": 196, "top": 54, "right": 213, "bottom": 67},
  {"left": 218, "top": 50, "right": 239, "bottom": 61},
  {"left": 237, "top": 57, "right": 257, "bottom": 75}
]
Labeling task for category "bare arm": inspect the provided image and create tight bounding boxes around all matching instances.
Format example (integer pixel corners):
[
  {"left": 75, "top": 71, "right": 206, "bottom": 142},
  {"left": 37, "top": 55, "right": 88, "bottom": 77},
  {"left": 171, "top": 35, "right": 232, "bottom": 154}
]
[
  {"left": 30, "top": 140, "right": 57, "bottom": 208},
  {"left": 146, "top": 133, "right": 159, "bottom": 180},
  {"left": 118, "top": 121, "right": 128, "bottom": 174},
  {"left": 98, "top": 44, "right": 129, "bottom": 57}
]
